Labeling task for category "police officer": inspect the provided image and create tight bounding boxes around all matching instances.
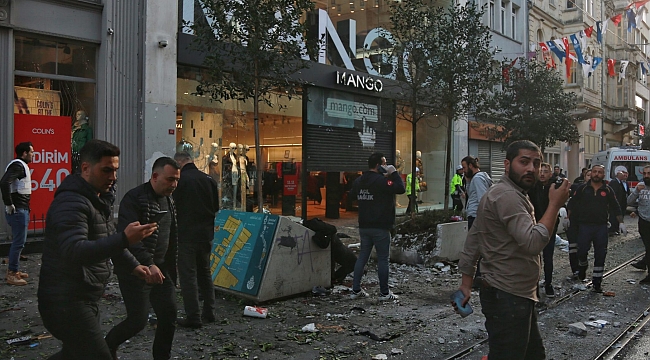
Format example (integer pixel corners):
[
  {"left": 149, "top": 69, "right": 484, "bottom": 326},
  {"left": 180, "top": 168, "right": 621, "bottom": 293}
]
[{"left": 569, "top": 165, "right": 623, "bottom": 292}]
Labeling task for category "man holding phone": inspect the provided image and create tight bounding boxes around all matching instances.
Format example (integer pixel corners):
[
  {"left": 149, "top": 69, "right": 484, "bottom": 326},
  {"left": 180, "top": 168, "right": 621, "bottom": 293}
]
[
  {"left": 38, "top": 140, "right": 157, "bottom": 360},
  {"left": 106, "top": 157, "right": 181, "bottom": 360},
  {"left": 454, "top": 141, "right": 569, "bottom": 359}
]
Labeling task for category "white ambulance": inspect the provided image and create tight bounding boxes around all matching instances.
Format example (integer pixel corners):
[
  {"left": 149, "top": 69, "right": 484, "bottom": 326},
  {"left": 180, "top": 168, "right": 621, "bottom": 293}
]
[{"left": 591, "top": 146, "right": 650, "bottom": 187}]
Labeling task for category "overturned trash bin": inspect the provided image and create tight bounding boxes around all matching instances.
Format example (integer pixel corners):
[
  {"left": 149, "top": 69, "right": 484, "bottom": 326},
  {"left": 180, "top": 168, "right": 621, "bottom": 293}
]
[{"left": 210, "top": 210, "right": 331, "bottom": 302}]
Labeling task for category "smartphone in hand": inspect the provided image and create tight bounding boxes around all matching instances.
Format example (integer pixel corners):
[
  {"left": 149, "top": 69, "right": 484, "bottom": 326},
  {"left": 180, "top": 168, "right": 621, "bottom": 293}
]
[
  {"left": 451, "top": 290, "right": 473, "bottom": 318},
  {"left": 150, "top": 210, "right": 168, "bottom": 224}
]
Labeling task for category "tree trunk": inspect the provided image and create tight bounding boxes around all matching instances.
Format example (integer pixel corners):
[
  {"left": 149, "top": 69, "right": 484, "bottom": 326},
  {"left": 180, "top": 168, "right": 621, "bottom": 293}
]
[
  {"left": 443, "top": 111, "right": 453, "bottom": 210},
  {"left": 410, "top": 105, "right": 418, "bottom": 218},
  {"left": 254, "top": 70, "right": 263, "bottom": 213}
]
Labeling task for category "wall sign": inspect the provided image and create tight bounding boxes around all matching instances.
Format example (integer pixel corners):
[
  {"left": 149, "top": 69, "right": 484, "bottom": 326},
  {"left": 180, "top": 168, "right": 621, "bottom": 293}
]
[{"left": 335, "top": 71, "right": 383, "bottom": 92}]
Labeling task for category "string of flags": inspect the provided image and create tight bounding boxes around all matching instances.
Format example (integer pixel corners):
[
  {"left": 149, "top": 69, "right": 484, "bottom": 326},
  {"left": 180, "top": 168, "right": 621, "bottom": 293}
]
[{"left": 530, "top": 0, "right": 650, "bottom": 81}]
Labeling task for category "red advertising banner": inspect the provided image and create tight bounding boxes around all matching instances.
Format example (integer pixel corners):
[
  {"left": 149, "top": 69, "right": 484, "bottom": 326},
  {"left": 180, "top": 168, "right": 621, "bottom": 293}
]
[
  {"left": 283, "top": 174, "right": 298, "bottom": 196},
  {"left": 13, "top": 114, "right": 72, "bottom": 229}
]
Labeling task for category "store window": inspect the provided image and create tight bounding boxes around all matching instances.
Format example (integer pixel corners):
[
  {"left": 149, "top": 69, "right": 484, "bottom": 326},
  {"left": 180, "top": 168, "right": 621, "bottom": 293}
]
[{"left": 177, "top": 67, "right": 302, "bottom": 214}]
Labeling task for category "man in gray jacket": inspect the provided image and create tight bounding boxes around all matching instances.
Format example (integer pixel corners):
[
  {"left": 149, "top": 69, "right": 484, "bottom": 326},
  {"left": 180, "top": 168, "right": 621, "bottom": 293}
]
[{"left": 628, "top": 164, "right": 650, "bottom": 283}]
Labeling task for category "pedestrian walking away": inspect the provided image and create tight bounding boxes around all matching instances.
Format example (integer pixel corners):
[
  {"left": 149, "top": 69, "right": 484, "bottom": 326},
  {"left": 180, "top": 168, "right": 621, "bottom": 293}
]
[
  {"left": 105, "top": 157, "right": 181, "bottom": 360},
  {"left": 569, "top": 164, "right": 623, "bottom": 293},
  {"left": 173, "top": 151, "right": 219, "bottom": 329},
  {"left": 455, "top": 140, "right": 570, "bottom": 360},
  {"left": 350, "top": 153, "right": 405, "bottom": 301},
  {"left": 528, "top": 162, "right": 560, "bottom": 298},
  {"left": 405, "top": 167, "right": 420, "bottom": 215},
  {"left": 627, "top": 165, "right": 650, "bottom": 282},
  {"left": 38, "top": 139, "right": 156, "bottom": 360},
  {"left": 0, "top": 142, "right": 34, "bottom": 285}
]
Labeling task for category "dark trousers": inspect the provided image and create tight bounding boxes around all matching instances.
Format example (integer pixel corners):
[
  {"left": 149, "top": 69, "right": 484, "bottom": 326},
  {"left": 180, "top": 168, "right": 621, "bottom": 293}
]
[
  {"left": 566, "top": 222, "right": 579, "bottom": 273},
  {"left": 405, "top": 194, "right": 418, "bottom": 215},
  {"left": 638, "top": 218, "right": 650, "bottom": 271},
  {"left": 331, "top": 236, "right": 357, "bottom": 283},
  {"left": 178, "top": 242, "right": 216, "bottom": 323},
  {"left": 39, "top": 300, "right": 113, "bottom": 360},
  {"left": 452, "top": 196, "right": 463, "bottom": 212},
  {"left": 542, "top": 231, "right": 556, "bottom": 285},
  {"left": 105, "top": 268, "right": 177, "bottom": 360},
  {"left": 577, "top": 224, "right": 608, "bottom": 286},
  {"left": 480, "top": 285, "right": 545, "bottom": 360}
]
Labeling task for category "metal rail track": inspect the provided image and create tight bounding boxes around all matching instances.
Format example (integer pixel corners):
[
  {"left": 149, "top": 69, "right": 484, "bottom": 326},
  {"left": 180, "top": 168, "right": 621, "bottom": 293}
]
[
  {"left": 440, "top": 253, "right": 646, "bottom": 360},
  {"left": 592, "top": 305, "right": 650, "bottom": 360}
]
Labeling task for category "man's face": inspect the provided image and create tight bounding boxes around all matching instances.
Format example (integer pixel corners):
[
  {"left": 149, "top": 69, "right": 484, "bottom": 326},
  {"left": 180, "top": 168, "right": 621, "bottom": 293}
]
[
  {"left": 21, "top": 146, "right": 35, "bottom": 163},
  {"left": 539, "top": 166, "right": 551, "bottom": 184},
  {"left": 151, "top": 164, "right": 180, "bottom": 197},
  {"left": 591, "top": 166, "right": 605, "bottom": 183},
  {"left": 622, "top": 171, "right": 629, "bottom": 181},
  {"left": 505, "top": 149, "right": 541, "bottom": 190},
  {"left": 82, "top": 156, "right": 119, "bottom": 194},
  {"left": 462, "top": 161, "right": 475, "bottom": 178},
  {"left": 643, "top": 168, "right": 650, "bottom": 183},
  {"left": 617, "top": 172, "right": 626, "bottom": 180},
  {"left": 554, "top": 166, "right": 560, "bottom": 175}
]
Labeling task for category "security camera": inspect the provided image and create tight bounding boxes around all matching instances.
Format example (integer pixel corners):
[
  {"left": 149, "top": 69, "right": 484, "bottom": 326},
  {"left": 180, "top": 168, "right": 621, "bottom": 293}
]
[{"left": 158, "top": 40, "right": 168, "bottom": 48}]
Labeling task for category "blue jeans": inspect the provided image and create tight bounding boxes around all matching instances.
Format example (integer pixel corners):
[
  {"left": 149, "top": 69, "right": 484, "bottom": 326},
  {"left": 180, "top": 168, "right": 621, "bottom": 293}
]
[
  {"left": 353, "top": 228, "right": 390, "bottom": 295},
  {"left": 5, "top": 208, "right": 29, "bottom": 272},
  {"left": 480, "top": 285, "right": 545, "bottom": 360}
]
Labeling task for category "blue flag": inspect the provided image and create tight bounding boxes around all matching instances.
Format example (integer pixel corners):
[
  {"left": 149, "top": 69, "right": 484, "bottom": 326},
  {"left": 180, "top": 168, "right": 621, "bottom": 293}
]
[
  {"left": 628, "top": 9, "right": 637, "bottom": 32},
  {"left": 570, "top": 34, "right": 586, "bottom": 64},
  {"left": 591, "top": 57, "right": 603, "bottom": 76},
  {"left": 547, "top": 41, "right": 566, "bottom": 63},
  {"left": 596, "top": 21, "right": 602, "bottom": 44},
  {"left": 641, "top": 61, "right": 647, "bottom": 75}
]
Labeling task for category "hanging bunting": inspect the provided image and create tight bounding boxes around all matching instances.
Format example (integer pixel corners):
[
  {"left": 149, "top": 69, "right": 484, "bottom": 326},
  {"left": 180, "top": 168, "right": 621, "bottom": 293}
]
[
  {"left": 547, "top": 40, "right": 566, "bottom": 62},
  {"left": 563, "top": 37, "right": 570, "bottom": 63},
  {"left": 619, "top": 60, "right": 630, "bottom": 81},
  {"left": 502, "top": 58, "right": 518, "bottom": 83},
  {"left": 579, "top": 30, "right": 588, "bottom": 51},
  {"left": 539, "top": 42, "right": 556, "bottom": 69},
  {"left": 608, "top": 59, "right": 616, "bottom": 77},
  {"left": 585, "top": 26, "right": 594, "bottom": 38},
  {"left": 570, "top": 33, "right": 586, "bottom": 64},
  {"left": 641, "top": 61, "right": 647, "bottom": 75},
  {"left": 596, "top": 22, "right": 603, "bottom": 44},
  {"left": 603, "top": 19, "right": 610, "bottom": 35},
  {"left": 611, "top": 14, "right": 623, "bottom": 26},
  {"left": 627, "top": 9, "right": 637, "bottom": 31},
  {"left": 592, "top": 57, "right": 603, "bottom": 75},
  {"left": 583, "top": 55, "right": 594, "bottom": 78},
  {"left": 626, "top": 0, "right": 650, "bottom": 10},
  {"left": 566, "top": 52, "right": 574, "bottom": 80}
]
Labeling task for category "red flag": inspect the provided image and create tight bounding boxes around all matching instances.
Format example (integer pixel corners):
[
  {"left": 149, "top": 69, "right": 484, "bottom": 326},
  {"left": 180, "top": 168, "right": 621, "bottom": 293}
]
[
  {"left": 626, "top": 0, "right": 650, "bottom": 9},
  {"left": 585, "top": 26, "right": 594, "bottom": 37},
  {"left": 607, "top": 59, "right": 616, "bottom": 77},
  {"left": 502, "top": 58, "right": 518, "bottom": 83},
  {"left": 539, "top": 42, "right": 555, "bottom": 69},
  {"left": 563, "top": 37, "right": 570, "bottom": 62},
  {"left": 566, "top": 53, "right": 573, "bottom": 79},
  {"left": 611, "top": 14, "right": 623, "bottom": 26}
]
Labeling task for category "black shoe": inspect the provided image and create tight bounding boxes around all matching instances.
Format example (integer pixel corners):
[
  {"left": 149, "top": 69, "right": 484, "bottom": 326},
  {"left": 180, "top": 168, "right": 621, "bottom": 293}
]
[
  {"left": 545, "top": 284, "right": 555, "bottom": 298},
  {"left": 177, "top": 318, "right": 202, "bottom": 329},
  {"left": 202, "top": 314, "right": 216, "bottom": 323},
  {"left": 592, "top": 284, "right": 603, "bottom": 293},
  {"left": 640, "top": 275, "right": 650, "bottom": 284},
  {"left": 632, "top": 261, "right": 647, "bottom": 271},
  {"left": 578, "top": 268, "right": 586, "bottom": 281}
]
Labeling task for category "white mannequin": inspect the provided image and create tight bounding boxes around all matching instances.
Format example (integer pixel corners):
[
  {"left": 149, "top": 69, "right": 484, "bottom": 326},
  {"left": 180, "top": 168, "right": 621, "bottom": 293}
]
[{"left": 395, "top": 149, "right": 404, "bottom": 173}]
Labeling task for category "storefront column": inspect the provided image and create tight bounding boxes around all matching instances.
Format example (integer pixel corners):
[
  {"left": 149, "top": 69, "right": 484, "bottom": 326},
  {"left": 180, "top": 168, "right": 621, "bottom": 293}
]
[{"left": 0, "top": 27, "right": 13, "bottom": 238}]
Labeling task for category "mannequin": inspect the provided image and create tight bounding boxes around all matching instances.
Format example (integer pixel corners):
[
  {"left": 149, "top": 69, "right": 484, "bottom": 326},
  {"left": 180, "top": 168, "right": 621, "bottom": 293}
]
[
  {"left": 237, "top": 144, "right": 248, "bottom": 208},
  {"left": 395, "top": 150, "right": 404, "bottom": 174},
  {"left": 415, "top": 151, "right": 424, "bottom": 203},
  {"left": 222, "top": 143, "right": 240, "bottom": 210},
  {"left": 71, "top": 110, "right": 93, "bottom": 173}
]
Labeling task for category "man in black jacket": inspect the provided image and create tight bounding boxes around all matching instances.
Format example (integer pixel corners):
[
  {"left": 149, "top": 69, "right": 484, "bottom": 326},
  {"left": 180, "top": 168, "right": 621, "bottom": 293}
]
[
  {"left": 349, "top": 152, "right": 405, "bottom": 301},
  {"left": 609, "top": 167, "right": 630, "bottom": 235},
  {"left": 173, "top": 151, "right": 219, "bottom": 328},
  {"left": 38, "top": 139, "right": 156, "bottom": 360},
  {"left": 105, "top": 157, "right": 181, "bottom": 360}
]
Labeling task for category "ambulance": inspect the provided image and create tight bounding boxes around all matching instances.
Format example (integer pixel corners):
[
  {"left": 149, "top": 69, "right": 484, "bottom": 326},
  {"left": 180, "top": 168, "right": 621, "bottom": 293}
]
[{"left": 591, "top": 146, "right": 650, "bottom": 187}]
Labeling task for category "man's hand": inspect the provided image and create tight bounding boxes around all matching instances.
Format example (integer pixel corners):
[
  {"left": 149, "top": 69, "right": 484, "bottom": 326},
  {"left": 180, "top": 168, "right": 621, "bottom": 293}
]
[
  {"left": 132, "top": 265, "right": 151, "bottom": 280},
  {"left": 124, "top": 222, "right": 157, "bottom": 245},
  {"left": 548, "top": 179, "right": 570, "bottom": 207},
  {"left": 637, "top": 183, "right": 646, "bottom": 192},
  {"left": 451, "top": 284, "right": 472, "bottom": 313},
  {"left": 5, "top": 205, "right": 15, "bottom": 215},
  {"left": 620, "top": 223, "right": 628, "bottom": 236},
  {"left": 631, "top": 212, "right": 637, "bottom": 219},
  {"left": 145, "top": 265, "right": 165, "bottom": 285}
]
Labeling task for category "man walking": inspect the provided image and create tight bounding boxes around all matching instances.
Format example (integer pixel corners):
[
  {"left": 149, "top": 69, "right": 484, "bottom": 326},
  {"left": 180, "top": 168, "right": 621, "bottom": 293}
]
[
  {"left": 173, "top": 151, "right": 219, "bottom": 328},
  {"left": 455, "top": 140, "right": 569, "bottom": 359},
  {"left": 528, "top": 162, "right": 560, "bottom": 298},
  {"left": 106, "top": 157, "right": 180, "bottom": 359},
  {"left": 349, "top": 153, "right": 405, "bottom": 301},
  {"left": 628, "top": 165, "right": 650, "bottom": 282},
  {"left": 609, "top": 167, "right": 630, "bottom": 235},
  {"left": 569, "top": 164, "right": 623, "bottom": 292},
  {"left": 1, "top": 142, "right": 34, "bottom": 285},
  {"left": 450, "top": 165, "right": 465, "bottom": 212},
  {"left": 461, "top": 156, "right": 492, "bottom": 229},
  {"left": 38, "top": 139, "right": 155, "bottom": 359}
]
